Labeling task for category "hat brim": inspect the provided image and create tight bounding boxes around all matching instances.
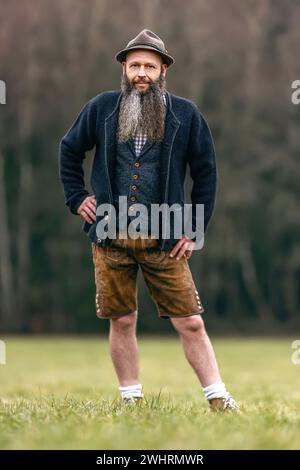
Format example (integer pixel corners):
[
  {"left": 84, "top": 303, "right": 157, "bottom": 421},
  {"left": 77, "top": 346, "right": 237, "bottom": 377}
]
[{"left": 115, "top": 45, "right": 174, "bottom": 67}]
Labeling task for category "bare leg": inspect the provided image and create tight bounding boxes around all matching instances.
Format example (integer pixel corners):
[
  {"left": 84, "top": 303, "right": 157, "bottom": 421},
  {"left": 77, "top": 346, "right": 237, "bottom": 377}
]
[
  {"left": 109, "top": 310, "right": 139, "bottom": 387},
  {"left": 170, "top": 315, "right": 221, "bottom": 387}
]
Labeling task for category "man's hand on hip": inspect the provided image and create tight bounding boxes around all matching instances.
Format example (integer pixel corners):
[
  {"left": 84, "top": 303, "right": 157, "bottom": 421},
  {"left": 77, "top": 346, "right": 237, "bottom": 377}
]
[
  {"left": 169, "top": 234, "right": 195, "bottom": 260},
  {"left": 77, "top": 195, "right": 97, "bottom": 224}
]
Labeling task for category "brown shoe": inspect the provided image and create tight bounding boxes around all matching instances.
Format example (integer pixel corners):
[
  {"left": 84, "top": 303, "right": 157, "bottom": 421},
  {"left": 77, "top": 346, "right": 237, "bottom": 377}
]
[
  {"left": 209, "top": 394, "right": 240, "bottom": 413},
  {"left": 122, "top": 396, "right": 144, "bottom": 405}
]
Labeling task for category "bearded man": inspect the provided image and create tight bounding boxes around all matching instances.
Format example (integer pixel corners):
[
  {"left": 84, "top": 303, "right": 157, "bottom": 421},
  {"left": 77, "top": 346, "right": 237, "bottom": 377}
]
[{"left": 59, "top": 29, "right": 239, "bottom": 412}]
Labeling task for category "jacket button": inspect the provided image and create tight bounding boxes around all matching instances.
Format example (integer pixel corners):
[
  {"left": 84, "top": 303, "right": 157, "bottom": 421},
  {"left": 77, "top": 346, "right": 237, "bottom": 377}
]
[
  {"left": 130, "top": 196, "right": 136, "bottom": 202},
  {"left": 134, "top": 162, "right": 140, "bottom": 168},
  {"left": 97, "top": 239, "right": 102, "bottom": 245},
  {"left": 131, "top": 185, "right": 137, "bottom": 190},
  {"left": 132, "top": 174, "right": 139, "bottom": 179}
]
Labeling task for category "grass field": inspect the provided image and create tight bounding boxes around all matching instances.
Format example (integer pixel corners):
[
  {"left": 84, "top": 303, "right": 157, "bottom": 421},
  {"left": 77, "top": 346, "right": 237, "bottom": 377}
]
[{"left": 0, "top": 336, "right": 300, "bottom": 450}]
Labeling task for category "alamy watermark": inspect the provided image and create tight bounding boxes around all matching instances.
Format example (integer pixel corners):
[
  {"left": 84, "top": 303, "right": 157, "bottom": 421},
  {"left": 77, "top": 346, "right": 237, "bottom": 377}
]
[
  {"left": 95, "top": 197, "right": 204, "bottom": 249},
  {"left": 0, "top": 340, "right": 6, "bottom": 365},
  {"left": 291, "top": 80, "right": 300, "bottom": 104},
  {"left": 291, "top": 340, "right": 300, "bottom": 365},
  {"left": 0, "top": 80, "right": 6, "bottom": 104}
]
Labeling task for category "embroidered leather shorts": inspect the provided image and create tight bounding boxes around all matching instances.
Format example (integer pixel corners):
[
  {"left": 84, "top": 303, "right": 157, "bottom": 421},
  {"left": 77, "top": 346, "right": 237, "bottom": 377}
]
[{"left": 91, "top": 235, "right": 205, "bottom": 320}]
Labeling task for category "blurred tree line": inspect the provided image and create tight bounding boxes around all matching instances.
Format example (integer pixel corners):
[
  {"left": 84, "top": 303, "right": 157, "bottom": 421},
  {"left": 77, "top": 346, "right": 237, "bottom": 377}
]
[{"left": 0, "top": 0, "right": 300, "bottom": 334}]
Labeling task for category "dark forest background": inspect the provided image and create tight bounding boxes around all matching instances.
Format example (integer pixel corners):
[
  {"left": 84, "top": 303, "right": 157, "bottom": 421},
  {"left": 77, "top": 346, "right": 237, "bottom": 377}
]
[{"left": 0, "top": 0, "right": 300, "bottom": 335}]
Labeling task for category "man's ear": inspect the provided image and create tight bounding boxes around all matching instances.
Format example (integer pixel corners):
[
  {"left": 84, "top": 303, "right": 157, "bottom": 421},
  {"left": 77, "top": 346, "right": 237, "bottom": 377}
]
[
  {"left": 122, "top": 61, "right": 126, "bottom": 74},
  {"left": 161, "top": 63, "right": 168, "bottom": 76}
]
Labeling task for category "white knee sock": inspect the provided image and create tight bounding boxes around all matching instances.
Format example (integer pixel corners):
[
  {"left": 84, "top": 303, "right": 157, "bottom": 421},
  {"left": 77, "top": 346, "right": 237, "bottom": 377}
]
[
  {"left": 119, "top": 383, "right": 144, "bottom": 400},
  {"left": 202, "top": 381, "right": 228, "bottom": 400}
]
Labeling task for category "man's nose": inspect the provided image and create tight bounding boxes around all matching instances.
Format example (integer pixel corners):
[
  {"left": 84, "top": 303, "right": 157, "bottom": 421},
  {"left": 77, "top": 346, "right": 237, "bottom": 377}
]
[{"left": 137, "top": 66, "right": 146, "bottom": 77}]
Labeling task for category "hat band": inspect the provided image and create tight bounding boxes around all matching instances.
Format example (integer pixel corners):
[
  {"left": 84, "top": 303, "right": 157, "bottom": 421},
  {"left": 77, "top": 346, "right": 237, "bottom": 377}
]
[{"left": 127, "top": 42, "right": 168, "bottom": 55}]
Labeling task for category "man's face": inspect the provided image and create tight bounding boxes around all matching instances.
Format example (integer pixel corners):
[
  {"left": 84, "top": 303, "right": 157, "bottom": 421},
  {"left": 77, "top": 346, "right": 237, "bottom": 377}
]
[{"left": 122, "top": 49, "right": 167, "bottom": 93}]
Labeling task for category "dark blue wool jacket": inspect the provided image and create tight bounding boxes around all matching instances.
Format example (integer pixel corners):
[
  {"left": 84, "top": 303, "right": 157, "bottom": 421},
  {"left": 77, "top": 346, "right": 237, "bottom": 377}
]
[{"left": 58, "top": 90, "right": 217, "bottom": 250}]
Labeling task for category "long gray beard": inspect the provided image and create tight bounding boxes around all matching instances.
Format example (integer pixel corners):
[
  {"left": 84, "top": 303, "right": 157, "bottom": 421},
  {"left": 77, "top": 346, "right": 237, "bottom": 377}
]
[{"left": 117, "top": 73, "right": 167, "bottom": 143}]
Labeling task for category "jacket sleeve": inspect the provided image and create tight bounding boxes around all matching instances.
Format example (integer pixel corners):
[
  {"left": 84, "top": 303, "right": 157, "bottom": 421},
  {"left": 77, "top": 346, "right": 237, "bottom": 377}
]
[
  {"left": 58, "top": 99, "right": 96, "bottom": 215},
  {"left": 187, "top": 105, "right": 217, "bottom": 236}
]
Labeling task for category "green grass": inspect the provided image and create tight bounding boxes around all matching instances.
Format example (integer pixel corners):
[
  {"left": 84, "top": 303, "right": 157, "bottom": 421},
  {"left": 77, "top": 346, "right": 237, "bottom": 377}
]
[{"left": 0, "top": 337, "right": 300, "bottom": 450}]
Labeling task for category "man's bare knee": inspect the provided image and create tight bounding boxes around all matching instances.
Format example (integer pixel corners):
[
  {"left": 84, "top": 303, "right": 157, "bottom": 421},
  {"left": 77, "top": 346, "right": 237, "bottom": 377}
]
[
  {"left": 110, "top": 310, "right": 137, "bottom": 331},
  {"left": 171, "top": 314, "right": 206, "bottom": 335}
]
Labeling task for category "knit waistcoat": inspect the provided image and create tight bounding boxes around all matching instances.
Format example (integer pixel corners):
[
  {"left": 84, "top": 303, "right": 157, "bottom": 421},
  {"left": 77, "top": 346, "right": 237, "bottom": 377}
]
[{"left": 112, "top": 138, "right": 163, "bottom": 236}]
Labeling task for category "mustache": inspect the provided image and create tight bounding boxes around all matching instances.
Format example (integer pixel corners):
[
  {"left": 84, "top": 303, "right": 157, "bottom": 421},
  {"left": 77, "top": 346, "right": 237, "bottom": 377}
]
[
  {"left": 126, "top": 76, "right": 156, "bottom": 91},
  {"left": 134, "top": 79, "right": 151, "bottom": 83}
]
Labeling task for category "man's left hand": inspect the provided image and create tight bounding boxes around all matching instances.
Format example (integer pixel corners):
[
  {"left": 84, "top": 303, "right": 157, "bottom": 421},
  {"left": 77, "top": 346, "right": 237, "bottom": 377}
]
[{"left": 169, "top": 235, "right": 195, "bottom": 260}]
